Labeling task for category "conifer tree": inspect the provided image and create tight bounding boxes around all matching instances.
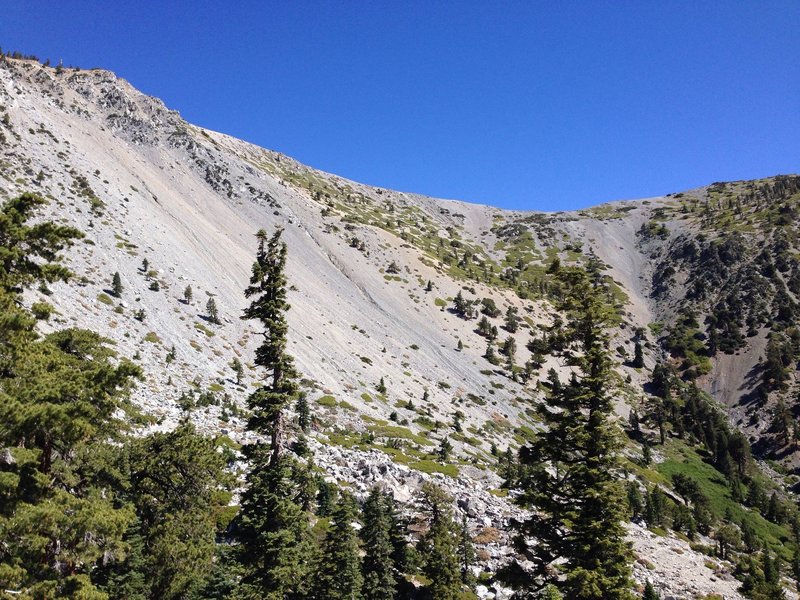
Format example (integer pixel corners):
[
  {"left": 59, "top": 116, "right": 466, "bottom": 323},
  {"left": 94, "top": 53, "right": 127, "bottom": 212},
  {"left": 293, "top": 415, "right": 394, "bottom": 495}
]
[
  {"left": 418, "top": 482, "right": 462, "bottom": 600},
  {"left": 206, "top": 297, "right": 220, "bottom": 325},
  {"left": 438, "top": 436, "right": 453, "bottom": 461},
  {"left": 508, "top": 267, "right": 634, "bottom": 599},
  {"left": 235, "top": 228, "right": 313, "bottom": 599},
  {"left": 0, "top": 194, "right": 141, "bottom": 597},
  {"left": 183, "top": 284, "right": 193, "bottom": 304},
  {"left": 453, "top": 290, "right": 470, "bottom": 318},
  {"left": 118, "top": 423, "right": 231, "bottom": 599},
  {"left": 296, "top": 393, "right": 310, "bottom": 432},
  {"left": 457, "top": 515, "right": 476, "bottom": 587},
  {"left": 361, "top": 489, "right": 397, "bottom": 600},
  {"left": 485, "top": 340, "right": 498, "bottom": 364},
  {"left": 316, "top": 478, "right": 339, "bottom": 517},
  {"left": 313, "top": 493, "right": 363, "bottom": 600},
  {"left": 231, "top": 357, "right": 244, "bottom": 384},
  {"left": 642, "top": 581, "right": 660, "bottom": 600},
  {"left": 504, "top": 305, "right": 520, "bottom": 332},
  {"left": 384, "top": 493, "right": 409, "bottom": 576},
  {"left": 112, "top": 270, "right": 123, "bottom": 297}
]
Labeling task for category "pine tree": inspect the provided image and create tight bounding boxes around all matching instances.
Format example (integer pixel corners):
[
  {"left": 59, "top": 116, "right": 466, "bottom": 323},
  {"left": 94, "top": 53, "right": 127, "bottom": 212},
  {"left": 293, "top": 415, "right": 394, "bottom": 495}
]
[
  {"left": 119, "top": 423, "right": 231, "bottom": 599},
  {"left": 316, "top": 478, "right": 339, "bottom": 517},
  {"left": 418, "top": 483, "right": 462, "bottom": 600},
  {"left": 438, "top": 436, "right": 453, "bottom": 461},
  {"left": 361, "top": 489, "right": 397, "bottom": 600},
  {"left": 642, "top": 581, "right": 660, "bottom": 600},
  {"left": 485, "top": 340, "right": 498, "bottom": 364},
  {"left": 296, "top": 393, "right": 311, "bottom": 432},
  {"left": 0, "top": 195, "right": 142, "bottom": 597},
  {"left": 504, "top": 305, "right": 520, "bottom": 332},
  {"left": 457, "top": 515, "right": 476, "bottom": 587},
  {"left": 112, "top": 270, "right": 123, "bottom": 297},
  {"left": 508, "top": 267, "right": 634, "bottom": 599},
  {"left": 632, "top": 338, "right": 644, "bottom": 368},
  {"left": 313, "top": 493, "right": 363, "bottom": 600},
  {"left": 453, "top": 290, "right": 469, "bottom": 318},
  {"left": 641, "top": 439, "right": 653, "bottom": 466},
  {"left": 541, "top": 584, "right": 564, "bottom": 599},
  {"left": 231, "top": 357, "right": 244, "bottom": 384},
  {"left": 102, "top": 522, "right": 148, "bottom": 600},
  {"left": 384, "top": 493, "right": 409, "bottom": 576},
  {"left": 235, "top": 228, "right": 313, "bottom": 599},
  {"left": 183, "top": 284, "right": 193, "bottom": 304},
  {"left": 627, "top": 482, "right": 644, "bottom": 520},
  {"left": 236, "top": 451, "right": 314, "bottom": 599},
  {"left": 206, "top": 297, "right": 220, "bottom": 324}
]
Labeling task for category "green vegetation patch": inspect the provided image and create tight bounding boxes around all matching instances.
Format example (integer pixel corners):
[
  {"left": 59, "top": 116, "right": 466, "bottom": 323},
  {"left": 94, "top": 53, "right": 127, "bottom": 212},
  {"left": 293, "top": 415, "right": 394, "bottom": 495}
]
[
  {"left": 368, "top": 424, "right": 433, "bottom": 446},
  {"left": 316, "top": 395, "right": 338, "bottom": 407}
]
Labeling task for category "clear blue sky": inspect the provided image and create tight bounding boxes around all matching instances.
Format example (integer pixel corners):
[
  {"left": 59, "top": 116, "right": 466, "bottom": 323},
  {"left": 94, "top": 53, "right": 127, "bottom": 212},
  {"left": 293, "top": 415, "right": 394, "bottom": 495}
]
[{"left": 2, "top": 2, "right": 798, "bottom": 210}]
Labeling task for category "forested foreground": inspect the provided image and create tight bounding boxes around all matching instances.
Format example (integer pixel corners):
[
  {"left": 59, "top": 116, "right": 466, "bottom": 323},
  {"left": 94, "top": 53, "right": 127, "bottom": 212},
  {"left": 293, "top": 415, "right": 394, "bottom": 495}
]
[{"left": 1, "top": 193, "right": 798, "bottom": 600}]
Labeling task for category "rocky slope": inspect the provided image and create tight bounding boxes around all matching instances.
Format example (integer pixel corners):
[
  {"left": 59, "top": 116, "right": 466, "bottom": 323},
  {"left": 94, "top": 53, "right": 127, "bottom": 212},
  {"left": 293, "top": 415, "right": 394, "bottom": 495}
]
[{"left": 2, "top": 55, "right": 799, "bottom": 597}]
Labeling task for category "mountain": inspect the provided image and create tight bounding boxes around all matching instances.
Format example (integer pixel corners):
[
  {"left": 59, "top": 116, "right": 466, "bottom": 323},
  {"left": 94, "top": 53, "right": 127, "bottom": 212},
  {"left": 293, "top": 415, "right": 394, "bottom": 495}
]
[{"left": 2, "top": 55, "right": 799, "bottom": 598}]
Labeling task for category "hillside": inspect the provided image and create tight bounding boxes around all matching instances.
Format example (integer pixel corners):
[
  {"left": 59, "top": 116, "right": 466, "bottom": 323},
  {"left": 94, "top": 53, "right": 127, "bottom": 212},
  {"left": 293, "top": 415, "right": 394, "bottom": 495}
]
[{"left": 2, "top": 55, "right": 800, "bottom": 598}]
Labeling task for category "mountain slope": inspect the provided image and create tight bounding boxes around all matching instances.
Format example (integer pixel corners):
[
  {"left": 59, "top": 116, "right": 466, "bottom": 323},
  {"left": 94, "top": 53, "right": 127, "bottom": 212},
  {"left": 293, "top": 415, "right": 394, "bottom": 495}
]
[{"left": 3, "top": 55, "right": 800, "bottom": 598}]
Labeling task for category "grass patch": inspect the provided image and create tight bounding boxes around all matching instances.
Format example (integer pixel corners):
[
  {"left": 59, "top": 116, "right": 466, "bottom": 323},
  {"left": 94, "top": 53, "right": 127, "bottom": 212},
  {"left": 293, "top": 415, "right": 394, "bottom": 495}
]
[
  {"left": 317, "top": 395, "right": 337, "bottom": 407},
  {"left": 97, "top": 293, "right": 114, "bottom": 305},
  {"left": 369, "top": 424, "right": 433, "bottom": 446},
  {"left": 143, "top": 331, "right": 160, "bottom": 344},
  {"left": 656, "top": 440, "right": 794, "bottom": 558}
]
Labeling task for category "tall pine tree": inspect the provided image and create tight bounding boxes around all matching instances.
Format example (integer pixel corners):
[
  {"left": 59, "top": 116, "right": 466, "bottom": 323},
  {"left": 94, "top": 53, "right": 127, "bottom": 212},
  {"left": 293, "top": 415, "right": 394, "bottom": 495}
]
[
  {"left": 509, "top": 267, "right": 634, "bottom": 599},
  {"left": 235, "top": 228, "right": 313, "bottom": 599},
  {"left": 361, "top": 489, "right": 397, "bottom": 600}
]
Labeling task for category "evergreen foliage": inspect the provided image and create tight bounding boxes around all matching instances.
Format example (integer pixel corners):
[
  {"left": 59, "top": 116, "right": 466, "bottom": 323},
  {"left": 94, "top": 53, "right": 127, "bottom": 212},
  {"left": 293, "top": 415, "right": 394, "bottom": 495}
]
[
  {"left": 0, "top": 194, "right": 231, "bottom": 598},
  {"left": 508, "top": 267, "right": 634, "bottom": 598},
  {"left": 361, "top": 489, "right": 397, "bottom": 600},
  {"left": 102, "top": 424, "right": 231, "bottom": 599},
  {"left": 234, "top": 228, "right": 314, "bottom": 599},
  {"left": 112, "top": 271, "right": 123, "bottom": 297},
  {"left": 313, "top": 493, "right": 363, "bottom": 600},
  {"left": 231, "top": 357, "right": 244, "bottom": 385},
  {"left": 417, "top": 482, "right": 463, "bottom": 600},
  {"left": 296, "top": 393, "right": 310, "bottom": 432},
  {"left": 642, "top": 581, "right": 660, "bottom": 599},
  {"left": 206, "top": 297, "right": 220, "bottom": 324}
]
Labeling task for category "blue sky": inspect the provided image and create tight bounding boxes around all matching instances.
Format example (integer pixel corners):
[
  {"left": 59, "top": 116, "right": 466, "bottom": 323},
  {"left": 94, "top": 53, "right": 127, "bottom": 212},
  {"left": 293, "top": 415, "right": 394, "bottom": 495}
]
[{"left": 2, "top": 2, "right": 798, "bottom": 211}]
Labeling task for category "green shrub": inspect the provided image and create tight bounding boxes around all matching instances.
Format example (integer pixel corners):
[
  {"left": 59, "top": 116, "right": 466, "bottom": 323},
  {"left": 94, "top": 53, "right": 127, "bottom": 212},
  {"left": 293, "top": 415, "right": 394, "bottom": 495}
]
[{"left": 317, "top": 395, "right": 337, "bottom": 407}]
